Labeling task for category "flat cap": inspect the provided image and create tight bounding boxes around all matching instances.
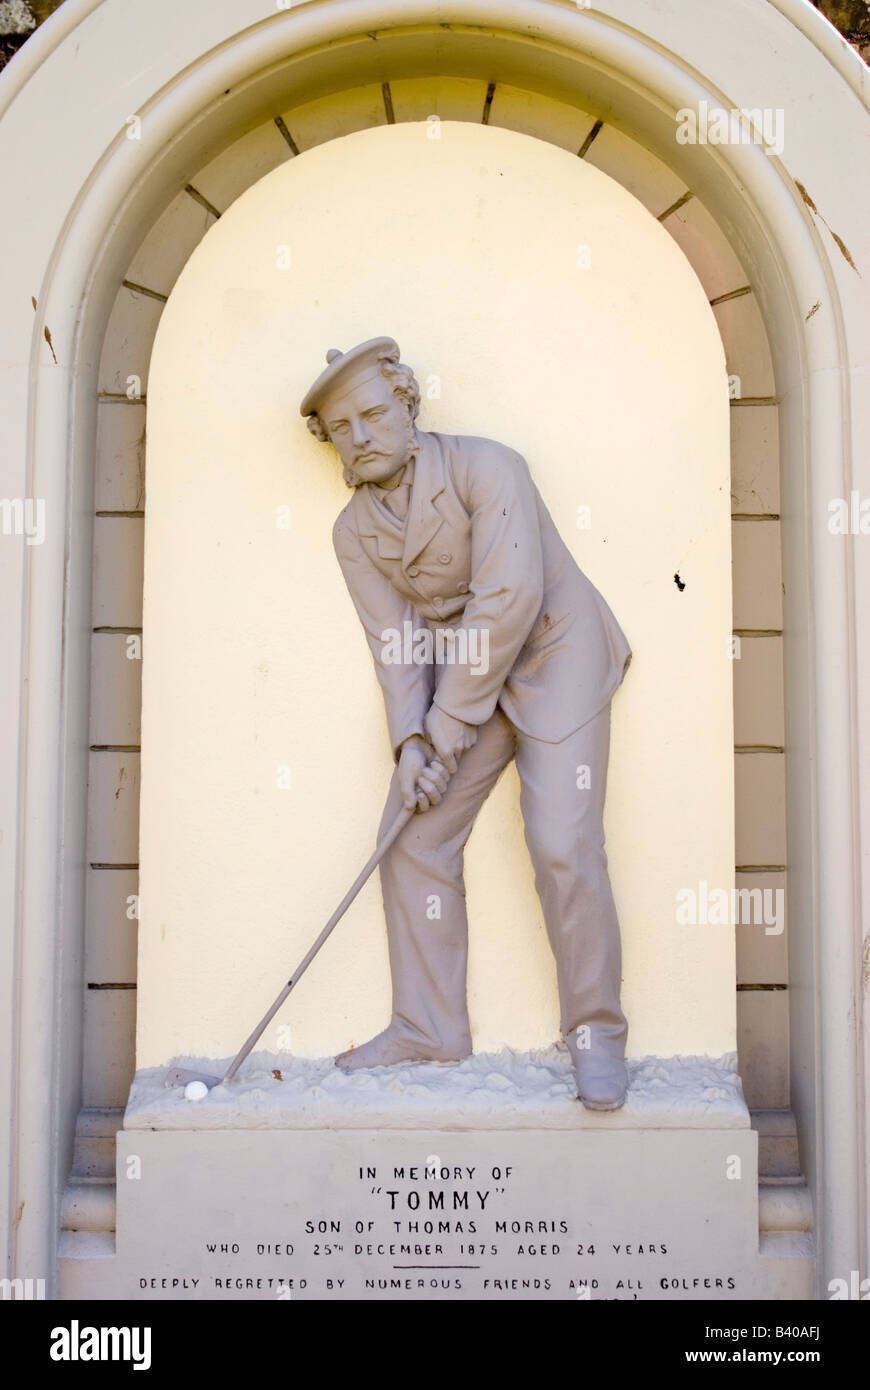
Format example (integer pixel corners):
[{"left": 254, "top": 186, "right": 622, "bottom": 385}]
[{"left": 299, "top": 337, "right": 400, "bottom": 417}]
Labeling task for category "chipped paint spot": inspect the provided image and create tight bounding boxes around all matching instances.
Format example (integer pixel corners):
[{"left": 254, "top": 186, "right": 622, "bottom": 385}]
[
  {"left": 795, "top": 180, "right": 860, "bottom": 275},
  {"left": 829, "top": 229, "right": 859, "bottom": 274},
  {"left": 805, "top": 301, "right": 821, "bottom": 320}
]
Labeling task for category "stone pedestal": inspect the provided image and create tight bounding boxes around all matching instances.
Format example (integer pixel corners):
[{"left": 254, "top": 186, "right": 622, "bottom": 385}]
[{"left": 59, "top": 1050, "right": 813, "bottom": 1300}]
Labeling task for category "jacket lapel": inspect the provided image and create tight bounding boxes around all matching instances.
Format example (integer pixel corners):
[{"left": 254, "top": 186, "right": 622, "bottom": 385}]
[
  {"left": 355, "top": 485, "right": 405, "bottom": 559},
  {"left": 351, "top": 432, "right": 447, "bottom": 567},
  {"left": 402, "top": 432, "right": 447, "bottom": 570}
]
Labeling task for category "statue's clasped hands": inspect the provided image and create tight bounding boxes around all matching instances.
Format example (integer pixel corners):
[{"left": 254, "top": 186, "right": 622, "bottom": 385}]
[{"left": 399, "top": 706, "right": 479, "bottom": 813}]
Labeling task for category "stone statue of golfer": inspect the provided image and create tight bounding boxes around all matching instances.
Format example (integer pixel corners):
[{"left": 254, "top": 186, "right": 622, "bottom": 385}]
[{"left": 301, "top": 338, "right": 633, "bottom": 1109}]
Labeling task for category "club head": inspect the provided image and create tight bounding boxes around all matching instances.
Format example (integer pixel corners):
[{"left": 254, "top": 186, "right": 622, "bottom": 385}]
[{"left": 164, "top": 1066, "right": 222, "bottom": 1090}]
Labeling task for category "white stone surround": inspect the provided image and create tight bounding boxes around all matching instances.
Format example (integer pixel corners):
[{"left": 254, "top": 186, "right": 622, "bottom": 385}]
[{"left": 2, "top": 0, "right": 867, "bottom": 1298}]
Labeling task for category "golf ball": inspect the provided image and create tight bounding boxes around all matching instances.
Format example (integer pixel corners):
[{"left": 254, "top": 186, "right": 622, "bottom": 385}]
[{"left": 184, "top": 1080, "right": 208, "bottom": 1101}]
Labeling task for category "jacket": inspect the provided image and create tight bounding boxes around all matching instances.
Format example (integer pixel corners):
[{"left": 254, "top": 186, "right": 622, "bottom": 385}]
[{"left": 332, "top": 429, "right": 632, "bottom": 756}]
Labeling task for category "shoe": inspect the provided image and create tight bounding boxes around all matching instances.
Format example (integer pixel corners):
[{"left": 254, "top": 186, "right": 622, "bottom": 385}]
[
  {"left": 565, "top": 1024, "right": 629, "bottom": 1110},
  {"left": 335, "top": 1024, "right": 471, "bottom": 1072}
]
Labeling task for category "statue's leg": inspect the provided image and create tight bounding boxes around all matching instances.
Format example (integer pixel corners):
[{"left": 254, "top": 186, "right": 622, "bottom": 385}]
[
  {"left": 513, "top": 702, "right": 629, "bottom": 1108},
  {"left": 336, "top": 710, "right": 515, "bottom": 1071}
]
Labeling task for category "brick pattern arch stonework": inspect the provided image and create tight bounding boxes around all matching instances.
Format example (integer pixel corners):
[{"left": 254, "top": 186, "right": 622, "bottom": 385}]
[{"left": 75, "top": 79, "right": 795, "bottom": 1254}]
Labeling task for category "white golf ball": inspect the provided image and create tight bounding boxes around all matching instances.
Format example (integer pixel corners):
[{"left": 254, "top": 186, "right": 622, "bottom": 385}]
[{"left": 184, "top": 1080, "right": 208, "bottom": 1101}]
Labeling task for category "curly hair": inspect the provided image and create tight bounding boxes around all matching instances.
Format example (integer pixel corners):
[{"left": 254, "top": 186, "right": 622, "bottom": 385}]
[{"left": 306, "top": 347, "right": 421, "bottom": 487}]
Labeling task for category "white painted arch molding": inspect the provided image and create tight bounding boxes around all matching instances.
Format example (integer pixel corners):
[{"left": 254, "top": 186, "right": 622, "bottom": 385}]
[{"left": 0, "top": 0, "right": 867, "bottom": 1297}]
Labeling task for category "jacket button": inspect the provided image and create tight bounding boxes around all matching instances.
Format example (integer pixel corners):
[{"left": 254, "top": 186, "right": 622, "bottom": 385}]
[
  {"left": 438, "top": 552, "right": 452, "bottom": 564},
  {"left": 407, "top": 566, "right": 420, "bottom": 578},
  {"left": 457, "top": 581, "right": 469, "bottom": 593},
  {"left": 433, "top": 597, "right": 443, "bottom": 607}
]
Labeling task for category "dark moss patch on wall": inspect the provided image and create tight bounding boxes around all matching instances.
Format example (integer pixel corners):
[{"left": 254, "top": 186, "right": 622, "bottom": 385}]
[{"left": 813, "top": 1, "right": 870, "bottom": 58}]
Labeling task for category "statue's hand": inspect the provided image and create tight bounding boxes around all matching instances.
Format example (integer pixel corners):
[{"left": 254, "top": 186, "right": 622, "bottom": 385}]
[
  {"left": 423, "top": 705, "right": 478, "bottom": 775},
  {"left": 398, "top": 737, "right": 451, "bottom": 812}
]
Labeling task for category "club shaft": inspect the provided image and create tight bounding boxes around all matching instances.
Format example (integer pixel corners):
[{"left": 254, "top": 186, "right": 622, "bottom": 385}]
[{"left": 221, "top": 802, "right": 414, "bottom": 1084}]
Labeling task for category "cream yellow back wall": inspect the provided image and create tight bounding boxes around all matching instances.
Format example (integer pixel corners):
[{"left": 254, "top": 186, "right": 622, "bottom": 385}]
[{"left": 138, "top": 122, "right": 733, "bottom": 1066}]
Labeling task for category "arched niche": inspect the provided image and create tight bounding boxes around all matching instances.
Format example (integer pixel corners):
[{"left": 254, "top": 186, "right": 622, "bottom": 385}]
[{"left": 138, "top": 119, "right": 733, "bottom": 1065}]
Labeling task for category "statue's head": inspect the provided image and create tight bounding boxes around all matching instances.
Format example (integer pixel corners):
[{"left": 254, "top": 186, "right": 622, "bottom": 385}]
[{"left": 300, "top": 338, "right": 421, "bottom": 487}]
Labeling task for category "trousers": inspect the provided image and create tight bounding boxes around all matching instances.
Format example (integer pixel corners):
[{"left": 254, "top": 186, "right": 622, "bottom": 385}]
[{"left": 377, "top": 702, "right": 627, "bottom": 1054}]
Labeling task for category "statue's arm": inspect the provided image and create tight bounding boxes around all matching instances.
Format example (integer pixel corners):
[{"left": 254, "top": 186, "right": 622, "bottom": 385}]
[
  {"left": 333, "top": 514, "right": 434, "bottom": 760},
  {"left": 432, "top": 444, "right": 544, "bottom": 727}
]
